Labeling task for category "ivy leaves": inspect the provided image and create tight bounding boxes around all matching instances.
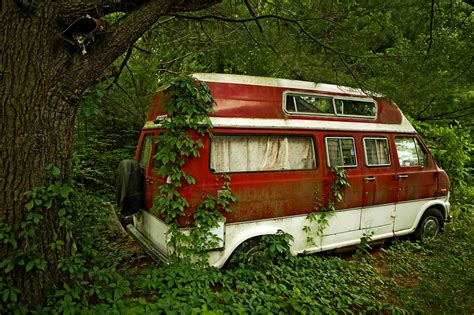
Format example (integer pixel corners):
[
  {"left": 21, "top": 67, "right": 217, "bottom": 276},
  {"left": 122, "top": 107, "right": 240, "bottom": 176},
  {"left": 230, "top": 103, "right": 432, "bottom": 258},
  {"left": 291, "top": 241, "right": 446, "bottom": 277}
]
[
  {"left": 0, "top": 165, "right": 78, "bottom": 310},
  {"left": 151, "top": 75, "right": 236, "bottom": 262}
]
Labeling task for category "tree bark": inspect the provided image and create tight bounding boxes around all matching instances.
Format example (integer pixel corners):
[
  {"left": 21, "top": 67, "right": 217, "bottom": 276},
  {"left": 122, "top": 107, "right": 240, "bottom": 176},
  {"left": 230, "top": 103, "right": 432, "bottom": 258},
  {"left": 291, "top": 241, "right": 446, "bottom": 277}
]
[{"left": 0, "top": 0, "right": 220, "bottom": 307}]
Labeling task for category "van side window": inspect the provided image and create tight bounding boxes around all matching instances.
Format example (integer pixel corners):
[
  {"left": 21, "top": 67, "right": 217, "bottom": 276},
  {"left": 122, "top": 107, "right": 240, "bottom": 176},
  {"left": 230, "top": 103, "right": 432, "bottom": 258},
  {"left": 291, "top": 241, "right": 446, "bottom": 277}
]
[
  {"left": 285, "top": 93, "right": 376, "bottom": 119},
  {"left": 210, "top": 135, "right": 316, "bottom": 173},
  {"left": 139, "top": 134, "right": 154, "bottom": 168},
  {"left": 286, "top": 94, "right": 334, "bottom": 115},
  {"left": 363, "top": 137, "right": 391, "bottom": 167},
  {"left": 325, "top": 137, "right": 357, "bottom": 167},
  {"left": 395, "top": 137, "right": 427, "bottom": 167},
  {"left": 335, "top": 99, "right": 377, "bottom": 117}
]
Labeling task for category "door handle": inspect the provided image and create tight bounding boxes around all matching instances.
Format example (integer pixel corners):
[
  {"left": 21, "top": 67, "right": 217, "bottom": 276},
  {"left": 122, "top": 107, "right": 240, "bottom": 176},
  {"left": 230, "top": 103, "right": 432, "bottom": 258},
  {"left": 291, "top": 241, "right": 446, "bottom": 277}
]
[
  {"left": 397, "top": 174, "right": 409, "bottom": 180},
  {"left": 364, "top": 176, "right": 376, "bottom": 182}
]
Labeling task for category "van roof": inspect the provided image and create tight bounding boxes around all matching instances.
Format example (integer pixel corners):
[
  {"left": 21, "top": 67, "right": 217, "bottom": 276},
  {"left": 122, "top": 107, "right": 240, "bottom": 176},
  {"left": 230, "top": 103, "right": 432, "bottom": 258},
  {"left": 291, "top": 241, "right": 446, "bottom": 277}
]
[
  {"left": 193, "top": 73, "right": 375, "bottom": 98},
  {"left": 145, "top": 73, "right": 415, "bottom": 133}
]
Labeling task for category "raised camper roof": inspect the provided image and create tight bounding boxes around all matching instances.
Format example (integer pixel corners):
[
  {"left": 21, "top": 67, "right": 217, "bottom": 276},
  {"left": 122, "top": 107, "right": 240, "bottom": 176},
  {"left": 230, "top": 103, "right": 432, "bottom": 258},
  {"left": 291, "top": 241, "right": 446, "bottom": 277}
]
[
  {"left": 145, "top": 73, "right": 415, "bottom": 133},
  {"left": 193, "top": 73, "right": 371, "bottom": 96}
]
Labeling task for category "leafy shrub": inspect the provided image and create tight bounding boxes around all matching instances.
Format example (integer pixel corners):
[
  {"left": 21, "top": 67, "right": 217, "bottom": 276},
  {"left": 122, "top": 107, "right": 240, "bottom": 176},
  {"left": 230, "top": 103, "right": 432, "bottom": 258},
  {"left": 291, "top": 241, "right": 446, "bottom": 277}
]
[{"left": 413, "top": 120, "right": 473, "bottom": 203}]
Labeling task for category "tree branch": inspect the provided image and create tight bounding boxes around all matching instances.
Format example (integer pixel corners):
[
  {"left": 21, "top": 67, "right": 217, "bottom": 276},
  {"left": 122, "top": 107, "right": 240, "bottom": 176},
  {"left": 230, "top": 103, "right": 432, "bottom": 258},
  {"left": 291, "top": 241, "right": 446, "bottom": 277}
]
[
  {"left": 419, "top": 106, "right": 474, "bottom": 121},
  {"left": 56, "top": 0, "right": 147, "bottom": 19},
  {"left": 66, "top": 0, "right": 221, "bottom": 92},
  {"left": 106, "top": 47, "right": 133, "bottom": 90},
  {"left": 170, "top": 13, "right": 370, "bottom": 58},
  {"left": 244, "top": 0, "right": 263, "bottom": 33},
  {"left": 423, "top": 0, "right": 435, "bottom": 64}
]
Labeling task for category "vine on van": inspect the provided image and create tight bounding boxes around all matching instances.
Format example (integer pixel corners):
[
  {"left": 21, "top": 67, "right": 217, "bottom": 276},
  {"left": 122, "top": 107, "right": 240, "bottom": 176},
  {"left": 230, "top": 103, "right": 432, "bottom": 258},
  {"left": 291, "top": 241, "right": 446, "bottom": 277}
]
[
  {"left": 303, "top": 166, "right": 350, "bottom": 245},
  {"left": 151, "top": 75, "right": 236, "bottom": 263}
]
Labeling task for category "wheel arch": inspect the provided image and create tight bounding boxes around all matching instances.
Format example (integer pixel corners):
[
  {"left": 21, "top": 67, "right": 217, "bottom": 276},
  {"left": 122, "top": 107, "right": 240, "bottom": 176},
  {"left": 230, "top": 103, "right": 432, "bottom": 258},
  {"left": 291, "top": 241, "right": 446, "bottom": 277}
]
[
  {"left": 210, "top": 224, "right": 283, "bottom": 268},
  {"left": 411, "top": 200, "right": 447, "bottom": 233}
]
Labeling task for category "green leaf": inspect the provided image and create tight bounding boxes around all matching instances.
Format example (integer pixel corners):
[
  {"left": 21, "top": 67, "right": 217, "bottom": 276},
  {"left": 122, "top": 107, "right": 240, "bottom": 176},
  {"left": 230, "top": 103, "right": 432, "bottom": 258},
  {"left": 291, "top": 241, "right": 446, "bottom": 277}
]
[
  {"left": 26, "top": 260, "right": 34, "bottom": 272},
  {"left": 59, "top": 186, "right": 73, "bottom": 199}
]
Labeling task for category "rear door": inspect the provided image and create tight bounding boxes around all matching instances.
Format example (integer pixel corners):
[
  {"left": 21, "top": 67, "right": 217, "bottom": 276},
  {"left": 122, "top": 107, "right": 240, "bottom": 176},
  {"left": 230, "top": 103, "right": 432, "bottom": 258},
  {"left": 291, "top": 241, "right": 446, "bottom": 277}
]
[{"left": 136, "top": 132, "right": 155, "bottom": 209}]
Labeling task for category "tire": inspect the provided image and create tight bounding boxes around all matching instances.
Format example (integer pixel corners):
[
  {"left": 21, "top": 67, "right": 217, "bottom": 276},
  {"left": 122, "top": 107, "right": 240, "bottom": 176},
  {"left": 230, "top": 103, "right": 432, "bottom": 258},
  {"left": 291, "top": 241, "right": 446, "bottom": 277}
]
[{"left": 413, "top": 208, "right": 444, "bottom": 241}]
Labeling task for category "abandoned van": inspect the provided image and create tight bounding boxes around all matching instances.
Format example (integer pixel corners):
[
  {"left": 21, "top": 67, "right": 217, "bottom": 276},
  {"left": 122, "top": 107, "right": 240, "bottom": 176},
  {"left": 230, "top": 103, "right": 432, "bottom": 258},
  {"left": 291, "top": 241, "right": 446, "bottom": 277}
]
[{"left": 120, "top": 73, "right": 451, "bottom": 267}]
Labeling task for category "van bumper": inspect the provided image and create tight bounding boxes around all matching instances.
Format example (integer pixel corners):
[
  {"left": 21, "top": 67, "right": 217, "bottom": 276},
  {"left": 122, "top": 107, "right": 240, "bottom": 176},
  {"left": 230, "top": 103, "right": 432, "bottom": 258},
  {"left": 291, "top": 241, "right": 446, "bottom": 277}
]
[{"left": 127, "top": 224, "right": 169, "bottom": 264}]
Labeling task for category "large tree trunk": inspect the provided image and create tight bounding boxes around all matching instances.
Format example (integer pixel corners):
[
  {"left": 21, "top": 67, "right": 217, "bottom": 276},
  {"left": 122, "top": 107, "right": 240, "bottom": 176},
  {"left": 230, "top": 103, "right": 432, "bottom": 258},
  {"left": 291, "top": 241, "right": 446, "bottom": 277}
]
[
  {"left": 0, "top": 0, "right": 220, "bottom": 307},
  {"left": 1, "top": 3, "right": 79, "bottom": 306}
]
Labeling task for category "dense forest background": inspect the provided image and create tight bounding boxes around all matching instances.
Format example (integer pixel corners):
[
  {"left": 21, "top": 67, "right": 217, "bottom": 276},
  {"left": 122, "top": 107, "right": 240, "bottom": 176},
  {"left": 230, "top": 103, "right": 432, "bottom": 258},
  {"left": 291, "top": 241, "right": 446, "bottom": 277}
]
[
  {"left": 77, "top": 0, "right": 473, "bottom": 203},
  {"left": 2, "top": 0, "right": 473, "bottom": 313}
]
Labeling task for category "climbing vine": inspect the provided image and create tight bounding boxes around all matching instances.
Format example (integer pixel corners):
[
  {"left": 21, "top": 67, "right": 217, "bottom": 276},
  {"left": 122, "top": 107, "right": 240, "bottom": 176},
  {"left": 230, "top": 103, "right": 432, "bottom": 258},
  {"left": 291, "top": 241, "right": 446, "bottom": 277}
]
[
  {"left": 0, "top": 165, "right": 75, "bottom": 311},
  {"left": 151, "top": 75, "right": 236, "bottom": 263},
  {"left": 303, "top": 166, "right": 350, "bottom": 245}
]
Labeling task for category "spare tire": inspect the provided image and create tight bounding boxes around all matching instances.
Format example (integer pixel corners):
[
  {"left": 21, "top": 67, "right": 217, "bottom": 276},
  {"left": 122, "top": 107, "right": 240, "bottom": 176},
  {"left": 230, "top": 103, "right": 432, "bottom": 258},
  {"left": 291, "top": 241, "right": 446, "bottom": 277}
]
[{"left": 116, "top": 159, "right": 144, "bottom": 216}]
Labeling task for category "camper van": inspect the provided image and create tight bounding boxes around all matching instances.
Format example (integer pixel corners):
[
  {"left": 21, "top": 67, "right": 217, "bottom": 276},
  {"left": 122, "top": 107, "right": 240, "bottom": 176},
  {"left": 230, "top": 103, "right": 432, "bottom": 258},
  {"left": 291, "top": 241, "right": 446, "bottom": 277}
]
[{"left": 121, "top": 73, "right": 450, "bottom": 267}]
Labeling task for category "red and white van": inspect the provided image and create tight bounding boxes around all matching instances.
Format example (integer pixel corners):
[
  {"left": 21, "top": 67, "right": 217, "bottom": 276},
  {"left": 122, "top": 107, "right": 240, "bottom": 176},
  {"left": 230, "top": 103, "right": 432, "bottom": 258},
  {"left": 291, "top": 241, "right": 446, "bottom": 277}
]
[{"left": 125, "top": 73, "right": 450, "bottom": 267}]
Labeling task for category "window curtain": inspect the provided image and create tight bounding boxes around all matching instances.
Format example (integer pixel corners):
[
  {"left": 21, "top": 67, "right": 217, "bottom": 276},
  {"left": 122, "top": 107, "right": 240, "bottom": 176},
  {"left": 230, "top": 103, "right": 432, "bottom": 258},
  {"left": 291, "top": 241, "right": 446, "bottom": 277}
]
[
  {"left": 376, "top": 140, "right": 389, "bottom": 164},
  {"left": 211, "top": 136, "right": 314, "bottom": 173}
]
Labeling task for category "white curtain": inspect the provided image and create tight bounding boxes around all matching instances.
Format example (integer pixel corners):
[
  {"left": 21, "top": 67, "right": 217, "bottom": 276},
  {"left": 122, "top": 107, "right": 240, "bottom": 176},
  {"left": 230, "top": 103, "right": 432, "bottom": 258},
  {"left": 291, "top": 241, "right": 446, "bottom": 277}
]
[{"left": 211, "top": 136, "right": 314, "bottom": 173}]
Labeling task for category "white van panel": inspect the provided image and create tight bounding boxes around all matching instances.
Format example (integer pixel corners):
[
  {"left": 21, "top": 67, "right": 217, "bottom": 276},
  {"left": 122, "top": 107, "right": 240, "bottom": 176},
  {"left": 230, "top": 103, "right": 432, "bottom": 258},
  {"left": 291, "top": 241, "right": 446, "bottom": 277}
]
[
  {"left": 361, "top": 204, "right": 395, "bottom": 229},
  {"left": 394, "top": 197, "right": 449, "bottom": 232},
  {"left": 135, "top": 197, "right": 449, "bottom": 268}
]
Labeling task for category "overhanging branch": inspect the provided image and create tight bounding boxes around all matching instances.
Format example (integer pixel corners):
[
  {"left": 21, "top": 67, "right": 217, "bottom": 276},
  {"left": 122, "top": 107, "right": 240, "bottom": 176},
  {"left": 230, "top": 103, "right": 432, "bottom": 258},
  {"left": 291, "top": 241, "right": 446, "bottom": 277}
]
[
  {"left": 170, "top": 13, "right": 366, "bottom": 58},
  {"left": 66, "top": 0, "right": 221, "bottom": 91}
]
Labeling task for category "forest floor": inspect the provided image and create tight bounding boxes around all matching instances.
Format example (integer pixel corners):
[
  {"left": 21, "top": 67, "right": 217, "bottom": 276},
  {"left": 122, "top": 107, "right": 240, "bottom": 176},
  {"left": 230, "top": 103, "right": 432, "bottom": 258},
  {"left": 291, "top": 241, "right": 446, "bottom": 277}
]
[{"left": 101, "top": 204, "right": 473, "bottom": 314}]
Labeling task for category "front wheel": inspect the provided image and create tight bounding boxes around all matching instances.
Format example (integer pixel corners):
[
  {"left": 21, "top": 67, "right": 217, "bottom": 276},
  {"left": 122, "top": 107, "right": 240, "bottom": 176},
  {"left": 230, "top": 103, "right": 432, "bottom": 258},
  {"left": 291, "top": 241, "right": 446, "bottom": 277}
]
[{"left": 413, "top": 208, "right": 444, "bottom": 241}]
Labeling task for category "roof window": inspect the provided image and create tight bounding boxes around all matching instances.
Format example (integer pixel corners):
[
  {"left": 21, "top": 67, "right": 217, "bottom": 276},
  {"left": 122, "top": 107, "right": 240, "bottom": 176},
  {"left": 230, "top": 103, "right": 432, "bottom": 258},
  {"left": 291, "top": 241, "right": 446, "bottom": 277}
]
[{"left": 285, "top": 93, "right": 376, "bottom": 119}]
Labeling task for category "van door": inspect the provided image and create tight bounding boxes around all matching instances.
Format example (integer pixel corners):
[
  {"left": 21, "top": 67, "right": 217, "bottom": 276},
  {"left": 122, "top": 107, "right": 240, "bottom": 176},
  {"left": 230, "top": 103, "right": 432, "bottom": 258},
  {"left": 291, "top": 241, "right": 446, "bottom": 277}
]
[
  {"left": 393, "top": 136, "right": 438, "bottom": 231},
  {"left": 321, "top": 136, "right": 364, "bottom": 237},
  {"left": 360, "top": 136, "right": 397, "bottom": 235},
  {"left": 136, "top": 133, "right": 155, "bottom": 209}
]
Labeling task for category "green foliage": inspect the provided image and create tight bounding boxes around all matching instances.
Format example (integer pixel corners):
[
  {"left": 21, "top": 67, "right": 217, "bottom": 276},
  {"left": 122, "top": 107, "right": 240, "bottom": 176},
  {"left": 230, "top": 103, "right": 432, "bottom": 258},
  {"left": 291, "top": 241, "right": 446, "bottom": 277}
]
[
  {"left": 380, "top": 205, "right": 473, "bottom": 313},
  {"left": 353, "top": 231, "right": 375, "bottom": 259},
  {"left": 0, "top": 165, "right": 75, "bottom": 313},
  {"left": 131, "top": 0, "right": 472, "bottom": 126},
  {"left": 413, "top": 120, "right": 473, "bottom": 203},
  {"left": 152, "top": 75, "right": 214, "bottom": 221},
  {"left": 74, "top": 80, "right": 140, "bottom": 195},
  {"left": 40, "top": 188, "right": 137, "bottom": 314},
  {"left": 103, "top": 241, "right": 396, "bottom": 313},
  {"left": 0, "top": 164, "right": 136, "bottom": 314},
  {"left": 17, "top": 193, "right": 470, "bottom": 313}
]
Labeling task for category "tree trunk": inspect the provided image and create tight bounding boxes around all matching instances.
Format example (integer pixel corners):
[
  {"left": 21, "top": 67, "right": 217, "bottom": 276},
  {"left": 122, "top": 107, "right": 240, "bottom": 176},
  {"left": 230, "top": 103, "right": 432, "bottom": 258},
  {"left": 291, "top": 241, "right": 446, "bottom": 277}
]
[
  {"left": 0, "top": 4, "right": 79, "bottom": 306},
  {"left": 1, "top": 0, "right": 221, "bottom": 308}
]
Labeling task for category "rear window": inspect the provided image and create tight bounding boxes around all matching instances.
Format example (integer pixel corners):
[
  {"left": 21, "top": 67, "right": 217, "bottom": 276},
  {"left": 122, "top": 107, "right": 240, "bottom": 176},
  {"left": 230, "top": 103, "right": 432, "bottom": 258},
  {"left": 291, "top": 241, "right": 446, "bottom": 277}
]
[
  {"left": 210, "top": 135, "right": 316, "bottom": 173},
  {"left": 139, "top": 134, "right": 154, "bottom": 168}
]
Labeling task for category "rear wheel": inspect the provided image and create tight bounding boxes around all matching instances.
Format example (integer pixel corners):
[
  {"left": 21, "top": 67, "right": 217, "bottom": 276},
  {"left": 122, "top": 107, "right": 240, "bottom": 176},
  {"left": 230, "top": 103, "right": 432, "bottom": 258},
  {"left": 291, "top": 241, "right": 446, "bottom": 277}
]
[{"left": 413, "top": 208, "right": 444, "bottom": 241}]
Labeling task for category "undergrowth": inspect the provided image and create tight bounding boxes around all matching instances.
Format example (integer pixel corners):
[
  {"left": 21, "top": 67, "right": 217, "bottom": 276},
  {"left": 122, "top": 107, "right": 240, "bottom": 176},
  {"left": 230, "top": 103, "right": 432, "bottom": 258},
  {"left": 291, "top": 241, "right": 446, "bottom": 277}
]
[
  {"left": 380, "top": 204, "right": 473, "bottom": 313},
  {"left": 30, "top": 195, "right": 472, "bottom": 314}
]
